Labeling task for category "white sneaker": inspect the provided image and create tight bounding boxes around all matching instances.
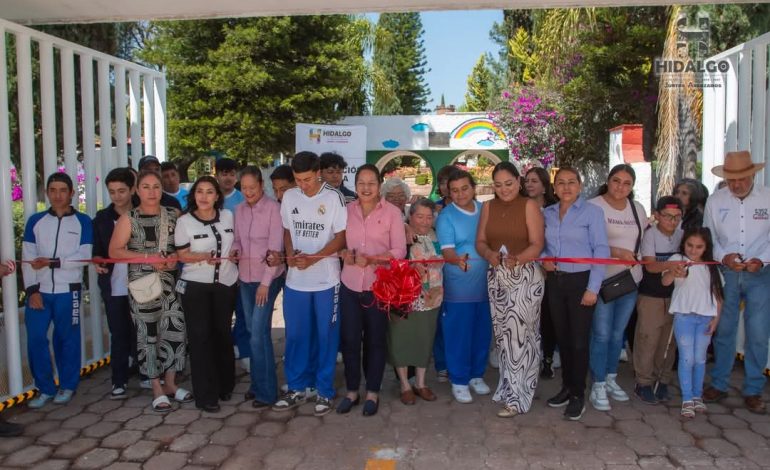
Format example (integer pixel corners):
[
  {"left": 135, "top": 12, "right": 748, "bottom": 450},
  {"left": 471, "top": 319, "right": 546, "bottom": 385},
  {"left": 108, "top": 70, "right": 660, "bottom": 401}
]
[
  {"left": 469, "top": 378, "right": 491, "bottom": 395},
  {"left": 590, "top": 382, "right": 611, "bottom": 411},
  {"left": 336, "top": 352, "right": 343, "bottom": 364},
  {"left": 280, "top": 384, "right": 317, "bottom": 398},
  {"left": 436, "top": 370, "right": 449, "bottom": 383},
  {"left": 451, "top": 384, "right": 473, "bottom": 404},
  {"left": 552, "top": 351, "right": 561, "bottom": 369},
  {"left": 606, "top": 373, "right": 629, "bottom": 401},
  {"left": 489, "top": 349, "right": 499, "bottom": 369},
  {"left": 240, "top": 357, "right": 251, "bottom": 371}
]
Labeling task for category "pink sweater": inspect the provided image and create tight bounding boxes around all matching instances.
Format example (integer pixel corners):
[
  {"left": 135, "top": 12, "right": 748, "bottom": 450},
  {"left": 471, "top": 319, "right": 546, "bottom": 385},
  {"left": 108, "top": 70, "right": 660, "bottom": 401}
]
[{"left": 232, "top": 196, "right": 285, "bottom": 285}]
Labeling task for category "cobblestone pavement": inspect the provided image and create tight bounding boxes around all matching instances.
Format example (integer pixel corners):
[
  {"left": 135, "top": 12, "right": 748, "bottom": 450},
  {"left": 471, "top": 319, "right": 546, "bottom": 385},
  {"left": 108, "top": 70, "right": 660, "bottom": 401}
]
[{"left": 1, "top": 333, "right": 769, "bottom": 469}]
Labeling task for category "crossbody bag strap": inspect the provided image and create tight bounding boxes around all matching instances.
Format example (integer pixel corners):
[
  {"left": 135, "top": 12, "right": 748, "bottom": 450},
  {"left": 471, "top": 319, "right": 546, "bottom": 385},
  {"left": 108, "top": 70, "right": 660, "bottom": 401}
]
[{"left": 628, "top": 199, "right": 642, "bottom": 256}]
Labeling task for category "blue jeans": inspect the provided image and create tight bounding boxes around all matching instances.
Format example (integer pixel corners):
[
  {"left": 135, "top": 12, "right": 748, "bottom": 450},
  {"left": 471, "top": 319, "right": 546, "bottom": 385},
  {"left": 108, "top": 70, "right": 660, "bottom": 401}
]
[
  {"left": 674, "top": 313, "right": 712, "bottom": 401},
  {"left": 590, "top": 289, "right": 638, "bottom": 381},
  {"left": 241, "top": 277, "right": 285, "bottom": 405},
  {"left": 710, "top": 267, "right": 770, "bottom": 396}
]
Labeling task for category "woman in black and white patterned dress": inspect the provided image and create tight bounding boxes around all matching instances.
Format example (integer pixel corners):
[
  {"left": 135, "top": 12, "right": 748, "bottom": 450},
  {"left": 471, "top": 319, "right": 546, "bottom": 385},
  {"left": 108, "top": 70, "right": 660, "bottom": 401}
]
[
  {"left": 110, "top": 170, "right": 190, "bottom": 413},
  {"left": 476, "top": 162, "right": 545, "bottom": 417}
]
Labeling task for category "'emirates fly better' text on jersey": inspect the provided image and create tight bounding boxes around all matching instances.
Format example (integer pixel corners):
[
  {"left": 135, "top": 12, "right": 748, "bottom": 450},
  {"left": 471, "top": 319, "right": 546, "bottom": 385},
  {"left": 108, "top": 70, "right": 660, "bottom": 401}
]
[{"left": 280, "top": 183, "right": 347, "bottom": 292}]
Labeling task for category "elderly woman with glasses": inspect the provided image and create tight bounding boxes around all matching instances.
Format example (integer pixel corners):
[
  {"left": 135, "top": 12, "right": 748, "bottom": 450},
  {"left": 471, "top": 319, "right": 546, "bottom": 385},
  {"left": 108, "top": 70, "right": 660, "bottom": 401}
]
[{"left": 381, "top": 177, "right": 411, "bottom": 219}]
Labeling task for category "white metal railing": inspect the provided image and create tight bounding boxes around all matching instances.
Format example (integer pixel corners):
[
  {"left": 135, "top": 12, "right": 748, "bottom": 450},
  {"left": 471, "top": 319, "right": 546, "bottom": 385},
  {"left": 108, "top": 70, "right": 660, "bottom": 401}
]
[
  {"left": 702, "top": 31, "right": 770, "bottom": 192},
  {"left": 0, "top": 18, "right": 167, "bottom": 401}
]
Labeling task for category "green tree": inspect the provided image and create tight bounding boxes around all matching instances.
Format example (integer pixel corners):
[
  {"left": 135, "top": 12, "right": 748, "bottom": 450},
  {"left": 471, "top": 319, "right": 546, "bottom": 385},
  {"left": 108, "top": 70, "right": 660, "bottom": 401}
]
[
  {"left": 140, "top": 16, "right": 367, "bottom": 172},
  {"left": 464, "top": 54, "right": 493, "bottom": 112},
  {"left": 372, "top": 12, "right": 430, "bottom": 115}
]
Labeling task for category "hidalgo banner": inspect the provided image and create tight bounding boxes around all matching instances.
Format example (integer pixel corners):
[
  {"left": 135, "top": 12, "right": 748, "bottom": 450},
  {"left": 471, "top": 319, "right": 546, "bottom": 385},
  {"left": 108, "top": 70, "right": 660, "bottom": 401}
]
[{"left": 295, "top": 123, "right": 367, "bottom": 192}]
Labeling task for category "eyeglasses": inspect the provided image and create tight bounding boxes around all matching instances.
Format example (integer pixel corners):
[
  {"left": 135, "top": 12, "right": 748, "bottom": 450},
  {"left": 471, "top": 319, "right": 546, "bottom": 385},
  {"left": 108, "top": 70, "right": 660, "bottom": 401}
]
[{"left": 659, "top": 213, "right": 682, "bottom": 222}]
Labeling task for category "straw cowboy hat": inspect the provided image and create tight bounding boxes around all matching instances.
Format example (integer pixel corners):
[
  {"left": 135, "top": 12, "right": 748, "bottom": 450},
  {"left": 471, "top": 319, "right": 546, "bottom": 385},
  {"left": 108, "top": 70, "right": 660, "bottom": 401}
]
[{"left": 711, "top": 150, "right": 765, "bottom": 179}]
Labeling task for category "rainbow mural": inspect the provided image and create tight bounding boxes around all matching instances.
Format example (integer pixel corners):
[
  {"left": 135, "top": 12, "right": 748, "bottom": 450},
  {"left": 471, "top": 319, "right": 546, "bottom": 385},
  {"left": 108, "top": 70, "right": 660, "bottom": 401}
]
[{"left": 450, "top": 118, "right": 506, "bottom": 142}]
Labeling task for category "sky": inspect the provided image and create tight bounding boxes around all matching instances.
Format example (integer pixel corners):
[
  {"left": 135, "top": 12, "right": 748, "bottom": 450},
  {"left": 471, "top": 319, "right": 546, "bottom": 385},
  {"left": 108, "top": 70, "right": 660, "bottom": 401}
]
[{"left": 367, "top": 10, "right": 503, "bottom": 111}]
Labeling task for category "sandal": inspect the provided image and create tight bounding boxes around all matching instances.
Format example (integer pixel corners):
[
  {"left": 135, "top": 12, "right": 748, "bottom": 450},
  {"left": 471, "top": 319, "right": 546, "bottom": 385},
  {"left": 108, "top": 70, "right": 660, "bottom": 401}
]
[
  {"left": 167, "top": 388, "right": 194, "bottom": 404},
  {"left": 497, "top": 405, "right": 518, "bottom": 418},
  {"left": 680, "top": 401, "right": 695, "bottom": 419},
  {"left": 152, "top": 395, "right": 172, "bottom": 413}
]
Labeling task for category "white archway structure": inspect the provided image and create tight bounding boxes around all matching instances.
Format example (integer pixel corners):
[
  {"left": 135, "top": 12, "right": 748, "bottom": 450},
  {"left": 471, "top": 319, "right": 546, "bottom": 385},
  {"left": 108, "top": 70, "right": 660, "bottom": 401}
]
[
  {"left": 374, "top": 150, "right": 427, "bottom": 172},
  {"left": 450, "top": 149, "right": 504, "bottom": 165}
]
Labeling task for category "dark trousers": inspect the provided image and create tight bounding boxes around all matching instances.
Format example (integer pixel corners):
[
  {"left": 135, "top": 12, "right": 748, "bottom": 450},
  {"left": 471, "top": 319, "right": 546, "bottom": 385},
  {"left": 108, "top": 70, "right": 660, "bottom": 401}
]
[
  {"left": 181, "top": 281, "right": 237, "bottom": 407},
  {"left": 540, "top": 283, "right": 556, "bottom": 360},
  {"left": 103, "top": 295, "right": 132, "bottom": 388},
  {"left": 340, "top": 284, "right": 388, "bottom": 393},
  {"left": 547, "top": 271, "right": 595, "bottom": 399}
]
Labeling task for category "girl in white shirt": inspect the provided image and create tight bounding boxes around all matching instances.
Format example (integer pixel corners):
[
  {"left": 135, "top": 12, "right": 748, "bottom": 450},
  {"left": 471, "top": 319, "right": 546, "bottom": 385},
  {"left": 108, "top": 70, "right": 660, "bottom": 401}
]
[{"left": 662, "top": 227, "right": 724, "bottom": 419}]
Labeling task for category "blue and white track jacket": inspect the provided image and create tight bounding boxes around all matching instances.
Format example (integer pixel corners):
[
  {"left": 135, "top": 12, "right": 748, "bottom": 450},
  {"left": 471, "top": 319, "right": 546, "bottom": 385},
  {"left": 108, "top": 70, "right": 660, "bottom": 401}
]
[{"left": 22, "top": 207, "right": 94, "bottom": 296}]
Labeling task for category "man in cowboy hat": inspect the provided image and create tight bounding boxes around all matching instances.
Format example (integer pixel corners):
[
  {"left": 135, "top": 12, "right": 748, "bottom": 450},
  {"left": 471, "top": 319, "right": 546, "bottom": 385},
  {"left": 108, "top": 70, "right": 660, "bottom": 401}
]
[{"left": 703, "top": 150, "right": 770, "bottom": 414}]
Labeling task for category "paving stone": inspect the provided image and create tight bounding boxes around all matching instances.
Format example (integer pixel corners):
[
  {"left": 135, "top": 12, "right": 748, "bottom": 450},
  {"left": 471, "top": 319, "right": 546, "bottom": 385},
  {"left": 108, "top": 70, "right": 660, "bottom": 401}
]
[
  {"left": 594, "top": 443, "right": 639, "bottom": 465},
  {"left": 8, "top": 410, "right": 46, "bottom": 425},
  {"left": 121, "top": 396, "right": 150, "bottom": 408},
  {"left": 225, "top": 412, "right": 261, "bottom": 427},
  {"left": 608, "top": 405, "right": 644, "bottom": 421},
  {"left": 100, "top": 429, "right": 144, "bottom": 449},
  {"left": 46, "top": 405, "right": 84, "bottom": 420},
  {"left": 200, "top": 404, "right": 236, "bottom": 418},
  {"left": 210, "top": 426, "right": 247, "bottom": 446},
  {"left": 103, "top": 463, "right": 142, "bottom": 470},
  {"left": 642, "top": 413, "right": 681, "bottom": 431},
  {"left": 24, "top": 419, "right": 61, "bottom": 437},
  {"left": 82, "top": 420, "right": 122, "bottom": 438},
  {"left": 169, "top": 433, "right": 210, "bottom": 453},
  {"left": 102, "top": 406, "right": 143, "bottom": 422},
  {"left": 697, "top": 437, "right": 741, "bottom": 458},
  {"left": 749, "top": 421, "right": 770, "bottom": 438},
  {"left": 145, "top": 424, "right": 186, "bottom": 443},
  {"left": 263, "top": 447, "right": 304, "bottom": 469},
  {"left": 72, "top": 448, "right": 119, "bottom": 469},
  {"left": 0, "top": 436, "right": 32, "bottom": 455},
  {"left": 639, "top": 455, "right": 678, "bottom": 469},
  {"left": 221, "top": 455, "right": 264, "bottom": 470},
  {"left": 3, "top": 445, "right": 51, "bottom": 466},
  {"left": 187, "top": 418, "right": 224, "bottom": 435},
  {"left": 61, "top": 412, "right": 101, "bottom": 430},
  {"left": 285, "top": 415, "right": 321, "bottom": 431},
  {"left": 667, "top": 446, "right": 713, "bottom": 467},
  {"left": 53, "top": 437, "right": 98, "bottom": 459},
  {"left": 708, "top": 413, "right": 748, "bottom": 429},
  {"left": 733, "top": 408, "right": 770, "bottom": 423},
  {"left": 37, "top": 428, "right": 80, "bottom": 446},
  {"left": 143, "top": 451, "right": 189, "bottom": 470},
  {"left": 713, "top": 457, "right": 761, "bottom": 469},
  {"left": 232, "top": 436, "right": 276, "bottom": 459},
  {"left": 124, "top": 414, "right": 164, "bottom": 431},
  {"left": 654, "top": 428, "right": 694, "bottom": 447},
  {"left": 625, "top": 437, "right": 667, "bottom": 456},
  {"left": 252, "top": 421, "right": 286, "bottom": 437},
  {"left": 163, "top": 409, "right": 201, "bottom": 425},
  {"left": 121, "top": 439, "right": 160, "bottom": 462},
  {"left": 86, "top": 399, "right": 123, "bottom": 414},
  {"left": 616, "top": 419, "right": 655, "bottom": 437},
  {"left": 191, "top": 444, "right": 232, "bottom": 466},
  {"left": 29, "top": 459, "right": 72, "bottom": 470},
  {"left": 723, "top": 428, "right": 768, "bottom": 449},
  {"left": 682, "top": 419, "right": 721, "bottom": 438},
  {"left": 742, "top": 446, "right": 770, "bottom": 467}
]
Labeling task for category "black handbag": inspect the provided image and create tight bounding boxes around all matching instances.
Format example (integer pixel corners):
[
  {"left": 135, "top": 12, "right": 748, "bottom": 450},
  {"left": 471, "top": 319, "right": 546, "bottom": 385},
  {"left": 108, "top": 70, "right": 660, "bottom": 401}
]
[{"left": 599, "top": 200, "right": 642, "bottom": 303}]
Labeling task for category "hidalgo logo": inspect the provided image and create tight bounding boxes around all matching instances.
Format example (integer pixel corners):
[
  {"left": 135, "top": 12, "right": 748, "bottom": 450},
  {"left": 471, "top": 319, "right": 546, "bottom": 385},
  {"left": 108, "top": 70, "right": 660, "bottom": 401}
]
[{"left": 308, "top": 128, "right": 322, "bottom": 144}]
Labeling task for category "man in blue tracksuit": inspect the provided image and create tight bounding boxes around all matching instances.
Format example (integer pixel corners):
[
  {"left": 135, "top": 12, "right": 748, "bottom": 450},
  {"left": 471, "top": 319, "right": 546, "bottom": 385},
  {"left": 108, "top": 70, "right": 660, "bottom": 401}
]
[{"left": 22, "top": 173, "right": 93, "bottom": 408}]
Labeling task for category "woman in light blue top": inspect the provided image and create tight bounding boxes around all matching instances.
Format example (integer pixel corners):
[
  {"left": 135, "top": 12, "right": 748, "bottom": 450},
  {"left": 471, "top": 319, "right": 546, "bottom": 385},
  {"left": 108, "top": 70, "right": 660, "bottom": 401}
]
[{"left": 542, "top": 167, "right": 609, "bottom": 421}]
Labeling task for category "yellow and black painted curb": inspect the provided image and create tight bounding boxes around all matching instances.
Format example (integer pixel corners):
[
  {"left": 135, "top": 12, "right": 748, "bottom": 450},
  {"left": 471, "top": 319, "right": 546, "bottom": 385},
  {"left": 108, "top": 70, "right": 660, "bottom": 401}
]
[{"left": 0, "top": 356, "right": 110, "bottom": 412}]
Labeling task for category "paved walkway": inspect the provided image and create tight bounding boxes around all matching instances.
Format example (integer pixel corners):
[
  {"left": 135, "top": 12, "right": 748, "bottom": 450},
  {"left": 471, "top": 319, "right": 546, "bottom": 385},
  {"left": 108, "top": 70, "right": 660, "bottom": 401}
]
[{"left": 1, "top": 332, "right": 769, "bottom": 469}]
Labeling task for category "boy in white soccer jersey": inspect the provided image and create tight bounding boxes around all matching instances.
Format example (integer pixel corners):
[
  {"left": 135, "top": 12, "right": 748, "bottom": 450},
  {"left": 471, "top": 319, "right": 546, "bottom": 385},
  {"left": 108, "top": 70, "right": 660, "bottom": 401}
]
[{"left": 269, "top": 152, "right": 347, "bottom": 416}]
